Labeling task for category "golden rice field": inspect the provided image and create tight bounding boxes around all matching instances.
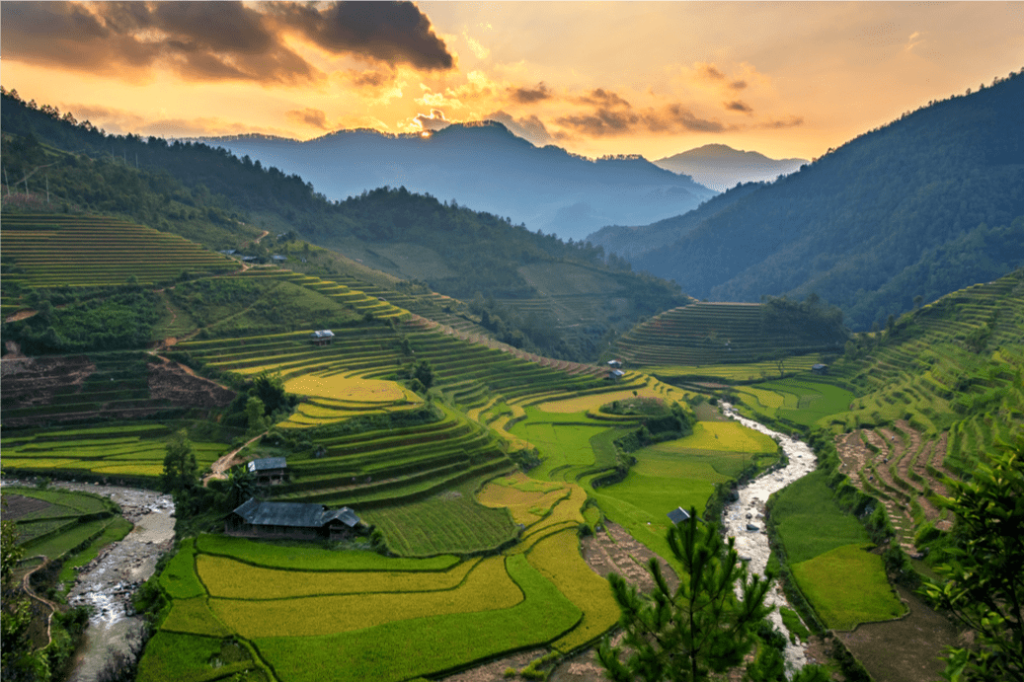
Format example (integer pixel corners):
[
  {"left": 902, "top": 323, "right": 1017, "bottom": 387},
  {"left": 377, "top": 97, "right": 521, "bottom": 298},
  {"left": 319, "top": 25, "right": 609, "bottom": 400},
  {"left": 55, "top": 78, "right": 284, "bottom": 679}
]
[
  {"left": 478, "top": 473, "right": 570, "bottom": 525},
  {"left": 510, "top": 484, "right": 588, "bottom": 554},
  {"left": 285, "top": 374, "right": 410, "bottom": 403},
  {"left": 527, "top": 529, "right": 620, "bottom": 653},
  {"left": 660, "top": 421, "right": 779, "bottom": 454},
  {"left": 198, "top": 555, "right": 482, "bottom": 599},
  {"left": 160, "top": 598, "right": 231, "bottom": 638},
  {"left": 209, "top": 556, "right": 521, "bottom": 638},
  {"left": 537, "top": 386, "right": 667, "bottom": 414}
]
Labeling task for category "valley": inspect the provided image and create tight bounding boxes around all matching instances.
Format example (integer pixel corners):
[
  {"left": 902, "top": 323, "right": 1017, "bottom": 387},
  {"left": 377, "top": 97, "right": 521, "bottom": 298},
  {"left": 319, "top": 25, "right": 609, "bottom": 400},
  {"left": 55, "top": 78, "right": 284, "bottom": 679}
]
[{"left": 3, "top": 71, "right": 1024, "bottom": 682}]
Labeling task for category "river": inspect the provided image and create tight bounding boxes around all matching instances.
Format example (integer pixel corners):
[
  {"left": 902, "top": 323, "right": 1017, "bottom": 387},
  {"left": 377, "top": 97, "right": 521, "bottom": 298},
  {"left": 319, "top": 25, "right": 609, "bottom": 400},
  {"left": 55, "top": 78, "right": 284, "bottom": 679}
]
[{"left": 720, "top": 404, "right": 818, "bottom": 674}]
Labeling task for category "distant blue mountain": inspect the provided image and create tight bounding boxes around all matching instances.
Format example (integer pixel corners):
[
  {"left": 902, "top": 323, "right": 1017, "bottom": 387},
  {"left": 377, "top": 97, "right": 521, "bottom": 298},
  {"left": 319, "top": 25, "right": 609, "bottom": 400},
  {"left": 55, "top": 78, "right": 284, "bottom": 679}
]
[
  {"left": 654, "top": 144, "right": 806, "bottom": 192},
  {"left": 198, "top": 121, "right": 716, "bottom": 242}
]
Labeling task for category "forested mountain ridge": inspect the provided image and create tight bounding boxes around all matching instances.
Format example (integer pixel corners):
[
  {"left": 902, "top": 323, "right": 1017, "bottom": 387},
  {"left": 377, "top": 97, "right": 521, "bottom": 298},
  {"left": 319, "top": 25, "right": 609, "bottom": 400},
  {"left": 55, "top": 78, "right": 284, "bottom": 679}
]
[
  {"left": 610, "top": 70, "right": 1024, "bottom": 331},
  {"left": 0, "top": 90, "right": 688, "bottom": 361},
  {"left": 197, "top": 121, "right": 717, "bottom": 241}
]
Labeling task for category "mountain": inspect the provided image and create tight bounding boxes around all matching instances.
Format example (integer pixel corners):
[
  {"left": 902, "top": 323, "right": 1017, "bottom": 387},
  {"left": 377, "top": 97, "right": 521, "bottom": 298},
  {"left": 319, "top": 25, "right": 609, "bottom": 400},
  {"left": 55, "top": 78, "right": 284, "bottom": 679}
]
[
  {"left": 653, "top": 144, "right": 806, "bottom": 192},
  {"left": 197, "top": 122, "right": 717, "bottom": 242},
  {"left": 0, "top": 92, "right": 689, "bottom": 361},
  {"left": 612, "top": 72, "right": 1024, "bottom": 330}
]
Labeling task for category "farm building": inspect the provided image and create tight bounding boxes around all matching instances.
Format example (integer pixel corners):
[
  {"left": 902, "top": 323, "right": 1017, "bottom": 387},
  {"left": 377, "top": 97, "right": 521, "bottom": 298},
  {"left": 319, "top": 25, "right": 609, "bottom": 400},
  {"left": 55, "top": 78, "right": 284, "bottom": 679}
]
[
  {"left": 227, "top": 498, "right": 362, "bottom": 539},
  {"left": 247, "top": 457, "right": 287, "bottom": 484},
  {"left": 812, "top": 363, "right": 829, "bottom": 375},
  {"left": 311, "top": 329, "right": 335, "bottom": 346},
  {"left": 607, "top": 359, "right": 623, "bottom": 368},
  {"left": 667, "top": 507, "right": 691, "bottom": 524},
  {"left": 271, "top": 254, "right": 287, "bottom": 263},
  {"left": 607, "top": 368, "right": 625, "bottom": 381}
]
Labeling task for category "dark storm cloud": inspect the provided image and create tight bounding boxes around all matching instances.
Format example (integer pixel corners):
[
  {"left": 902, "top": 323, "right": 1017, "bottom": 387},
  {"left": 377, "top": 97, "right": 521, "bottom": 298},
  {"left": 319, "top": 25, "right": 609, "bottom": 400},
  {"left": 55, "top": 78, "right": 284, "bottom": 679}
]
[
  {"left": 267, "top": 1, "right": 454, "bottom": 71},
  {"left": 2, "top": 1, "right": 454, "bottom": 84},
  {"left": 508, "top": 83, "right": 552, "bottom": 104}
]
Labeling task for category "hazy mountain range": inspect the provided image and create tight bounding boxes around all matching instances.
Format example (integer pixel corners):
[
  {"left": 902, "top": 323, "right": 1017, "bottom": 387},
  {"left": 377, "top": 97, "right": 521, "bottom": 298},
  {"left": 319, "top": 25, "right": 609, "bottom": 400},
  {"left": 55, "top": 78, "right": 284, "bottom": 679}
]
[
  {"left": 653, "top": 144, "right": 806, "bottom": 192},
  {"left": 590, "top": 73, "right": 1024, "bottom": 330},
  {"left": 199, "top": 123, "right": 717, "bottom": 242}
]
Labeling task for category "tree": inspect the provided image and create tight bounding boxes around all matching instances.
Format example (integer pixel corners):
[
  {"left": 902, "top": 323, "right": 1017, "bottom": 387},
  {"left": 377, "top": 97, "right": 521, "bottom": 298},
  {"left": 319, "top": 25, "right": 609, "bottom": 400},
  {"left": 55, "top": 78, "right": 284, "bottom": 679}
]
[
  {"left": 598, "top": 510, "right": 774, "bottom": 682},
  {"left": 2, "top": 490, "right": 45, "bottom": 682},
  {"left": 246, "top": 396, "right": 268, "bottom": 435},
  {"left": 161, "top": 429, "right": 198, "bottom": 495},
  {"left": 922, "top": 441, "right": 1024, "bottom": 681},
  {"left": 228, "top": 463, "right": 256, "bottom": 507},
  {"left": 413, "top": 360, "right": 435, "bottom": 390},
  {"left": 252, "top": 370, "right": 288, "bottom": 414}
]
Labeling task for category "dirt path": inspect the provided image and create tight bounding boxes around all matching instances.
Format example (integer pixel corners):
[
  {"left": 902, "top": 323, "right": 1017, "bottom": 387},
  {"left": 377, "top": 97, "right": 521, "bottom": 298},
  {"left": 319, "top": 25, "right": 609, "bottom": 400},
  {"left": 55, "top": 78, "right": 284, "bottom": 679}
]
[
  {"left": 5, "top": 309, "right": 38, "bottom": 323},
  {"left": 255, "top": 229, "right": 269, "bottom": 244},
  {"left": 21, "top": 555, "right": 59, "bottom": 647},
  {"left": 203, "top": 431, "right": 268, "bottom": 486}
]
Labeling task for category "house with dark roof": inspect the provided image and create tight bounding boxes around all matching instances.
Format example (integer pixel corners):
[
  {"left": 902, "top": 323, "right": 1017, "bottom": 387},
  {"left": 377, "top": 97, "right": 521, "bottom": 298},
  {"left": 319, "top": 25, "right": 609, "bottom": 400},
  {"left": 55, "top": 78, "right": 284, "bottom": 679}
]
[
  {"left": 227, "top": 498, "right": 362, "bottom": 540},
  {"left": 311, "top": 329, "right": 335, "bottom": 346},
  {"left": 247, "top": 457, "right": 287, "bottom": 485},
  {"left": 667, "top": 507, "right": 691, "bottom": 524}
]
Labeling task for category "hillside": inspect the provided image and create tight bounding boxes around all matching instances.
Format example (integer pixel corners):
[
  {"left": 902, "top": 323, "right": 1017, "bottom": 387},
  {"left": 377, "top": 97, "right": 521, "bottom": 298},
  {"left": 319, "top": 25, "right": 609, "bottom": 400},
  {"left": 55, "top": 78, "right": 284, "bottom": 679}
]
[
  {"left": 0, "top": 92, "right": 690, "bottom": 362},
  {"left": 613, "top": 71, "right": 1024, "bottom": 330},
  {"left": 199, "top": 122, "right": 717, "bottom": 241},
  {"left": 613, "top": 298, "right": 848, "bottom": 367},
  {"left": 653, "top": 144, "right": 806, "bottom": 192}
]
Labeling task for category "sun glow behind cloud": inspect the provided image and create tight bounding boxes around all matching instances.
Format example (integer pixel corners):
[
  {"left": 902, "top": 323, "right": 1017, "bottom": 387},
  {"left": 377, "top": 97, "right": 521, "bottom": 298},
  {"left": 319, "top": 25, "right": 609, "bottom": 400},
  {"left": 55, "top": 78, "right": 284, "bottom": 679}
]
[{"left": 2, "top": 2, "right": 1021, "bottom": 160}]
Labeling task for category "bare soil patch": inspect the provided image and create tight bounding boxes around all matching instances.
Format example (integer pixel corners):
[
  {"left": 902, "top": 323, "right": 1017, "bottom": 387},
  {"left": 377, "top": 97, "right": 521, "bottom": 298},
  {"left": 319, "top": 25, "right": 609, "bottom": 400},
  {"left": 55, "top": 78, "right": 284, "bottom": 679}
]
[
  {"left": 3, "top": 493, "right": 53, "bottom": 520},
  {"left": 147, "top": 359, "right": 235, "bottom": 408},
  {"left": 5, "top": 309, "right": 38, "bottom": 323},
  {"left": 440, "top": 648, "right": 546, "bottom": 682},
  {"left": 837, "top": 585, "right": 958, "bottom": 682}
]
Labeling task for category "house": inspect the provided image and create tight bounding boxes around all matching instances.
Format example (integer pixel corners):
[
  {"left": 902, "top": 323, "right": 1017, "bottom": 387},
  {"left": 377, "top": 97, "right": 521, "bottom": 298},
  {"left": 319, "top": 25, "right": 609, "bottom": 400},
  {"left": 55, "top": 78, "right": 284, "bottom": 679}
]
[
  {"left": 607, "top": 368, "right": 625, "bottom": 381},
  {"left": 811, "top": 363, "right": 829, "bottom": 375},
  {"left": 667, "top": 507, "right": 691, "bottom": 524},
  {"left": 311, "top": 329, "right": 335, "bottom": 346},
  {"left": 219, "top": 249, "right": 237, "bottom": 256},
  {"left": 271, "top": 254, "right": 287, "bottom": 263},
  {"left": 226, "top": 498, "right": 362, "bottom": 539},
  {"left": 241, "top": 255, "right": 258, "bottom": 263},
  {"left": 247, "top": 457, "right": 287, "bottom": 484},
  {"left": 607, "top": 359, "right": 623, "bottom": 368}
]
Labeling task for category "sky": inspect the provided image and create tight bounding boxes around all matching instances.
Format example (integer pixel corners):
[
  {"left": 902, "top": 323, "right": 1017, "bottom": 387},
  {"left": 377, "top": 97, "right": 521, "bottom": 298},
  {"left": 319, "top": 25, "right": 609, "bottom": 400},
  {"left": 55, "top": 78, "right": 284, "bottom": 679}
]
[{"left": 2, "top": 1, "right": 1022, "bottom": 161}]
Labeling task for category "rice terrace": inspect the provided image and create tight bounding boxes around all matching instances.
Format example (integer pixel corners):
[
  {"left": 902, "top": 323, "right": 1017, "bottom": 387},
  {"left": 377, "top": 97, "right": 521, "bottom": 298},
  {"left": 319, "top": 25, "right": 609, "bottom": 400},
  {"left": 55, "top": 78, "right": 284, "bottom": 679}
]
[{"left": 3, "top": 15, "right": 1024, "bottom": 682}]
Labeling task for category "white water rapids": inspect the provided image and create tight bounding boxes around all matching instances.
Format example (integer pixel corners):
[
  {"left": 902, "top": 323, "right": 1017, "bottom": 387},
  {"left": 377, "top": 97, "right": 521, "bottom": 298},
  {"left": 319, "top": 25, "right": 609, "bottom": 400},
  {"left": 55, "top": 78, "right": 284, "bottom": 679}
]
[{"left": 719, "top": 403, "right": 818, "bottom": 674}]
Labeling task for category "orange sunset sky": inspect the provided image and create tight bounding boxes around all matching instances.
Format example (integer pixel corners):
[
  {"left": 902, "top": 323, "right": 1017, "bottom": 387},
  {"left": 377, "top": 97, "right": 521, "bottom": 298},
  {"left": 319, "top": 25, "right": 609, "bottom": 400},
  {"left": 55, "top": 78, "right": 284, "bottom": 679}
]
[{"left": 2, "top": 1, "right": 1022, "bottom": 161}]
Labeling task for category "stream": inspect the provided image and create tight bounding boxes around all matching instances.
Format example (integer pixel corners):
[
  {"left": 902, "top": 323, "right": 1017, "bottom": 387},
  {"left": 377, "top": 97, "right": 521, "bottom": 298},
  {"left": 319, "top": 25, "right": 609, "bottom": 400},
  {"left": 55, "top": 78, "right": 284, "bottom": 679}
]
[
  {"left": 720, "top": 404, "right": 818, "bottom": 674},
  {"left": 4, "top": 480, "right": 177, "bottom": 682}
]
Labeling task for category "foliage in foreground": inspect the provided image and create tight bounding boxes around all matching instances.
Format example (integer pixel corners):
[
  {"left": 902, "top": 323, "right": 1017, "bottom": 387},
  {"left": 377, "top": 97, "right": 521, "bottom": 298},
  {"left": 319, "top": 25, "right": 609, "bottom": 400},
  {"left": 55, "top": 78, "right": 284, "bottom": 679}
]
[{"left": 923, "top": 440, "right": 1024, "bottom": 682}]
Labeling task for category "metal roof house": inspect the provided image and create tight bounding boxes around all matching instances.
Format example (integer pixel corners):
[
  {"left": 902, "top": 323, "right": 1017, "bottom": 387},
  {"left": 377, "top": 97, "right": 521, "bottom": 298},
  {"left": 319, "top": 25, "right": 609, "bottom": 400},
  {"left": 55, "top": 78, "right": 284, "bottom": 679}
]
[
  {"left": 607, "top": 359, "right": 623, "bottom": 368},
  {"left": 247, "top": 457, "right": 287, "bottom": 484},
  {"left": 607, "top": 368, "right": 625, "bottom": 381},
  {"left": 311, "top": 329, "right": 335, "bottom": 346},
  {"left": 227, "top": 498, "right": 362, "bottom": 540},
  {"left": 812, "top": 363, "right": 829, "bottom": 375},
  {"left": 667, "top": 507, "right": 691, "bottom": 524}
]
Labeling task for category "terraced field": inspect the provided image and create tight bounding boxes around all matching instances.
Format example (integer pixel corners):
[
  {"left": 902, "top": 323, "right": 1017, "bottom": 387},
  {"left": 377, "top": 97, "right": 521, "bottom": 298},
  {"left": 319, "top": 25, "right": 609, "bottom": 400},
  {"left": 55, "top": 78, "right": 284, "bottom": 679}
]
[
  {"left": 0, "top": 214, "right": 237, "bottom": 289},
  {"left": 614, "top": 302, "right": 846, "bottom": 366}
]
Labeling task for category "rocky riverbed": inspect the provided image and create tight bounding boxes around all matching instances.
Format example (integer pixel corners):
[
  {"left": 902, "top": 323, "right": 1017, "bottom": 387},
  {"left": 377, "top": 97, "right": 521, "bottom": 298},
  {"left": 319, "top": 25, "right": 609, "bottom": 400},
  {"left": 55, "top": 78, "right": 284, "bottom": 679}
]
[
  {"left": 720, "top": 404, "right": 818, "bottom": 674},
  {"left": 4, "top": 481, "right": 176, "bottom": 682}
]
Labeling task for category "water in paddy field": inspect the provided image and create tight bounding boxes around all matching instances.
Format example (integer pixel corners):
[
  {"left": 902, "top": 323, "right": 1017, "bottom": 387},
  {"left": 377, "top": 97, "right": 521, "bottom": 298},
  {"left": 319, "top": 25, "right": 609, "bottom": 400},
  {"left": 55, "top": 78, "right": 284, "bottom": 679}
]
[{"left": 720, "top": 403, "right": 818, "bottom": 675}]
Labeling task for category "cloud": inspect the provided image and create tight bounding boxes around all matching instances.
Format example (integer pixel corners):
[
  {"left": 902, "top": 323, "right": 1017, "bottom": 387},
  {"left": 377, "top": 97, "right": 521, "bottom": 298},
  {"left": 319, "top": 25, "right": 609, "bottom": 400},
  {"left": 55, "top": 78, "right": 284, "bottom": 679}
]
[
  {"left": 267, "top": 1, "right": 454, "bottom": 70},
  {"left": 2, "top": 1, "right": 454, "bottom": 85},
  {"left": 485, "top": 111, "right": 554, "bottom": 146},
  {"left": 556, "top": 102, "right": 727, "bottom": 137},
  {"left": 725, "top": 100, "right": 753, "bottom": 114},
  {"left": 757, "top": 116, "right": 805, "bottom": 129},
  {"left": 287, "top": 108, "right": 329, "bottom": 129},
  {"left": 729, "top": 80, "right": 748, "bottom": 90},
  {"left": 414, "top": 109, "right": 450, "bottom": 131},
  {"left": 463, "top": 32, "right": 490, "bottom": 59},
  {"left": 577, "top": 88, "right": 631, "bottom": 109},
  {"left": 697, "top": 63, "right": 727, "bottom": 81},
  {"left": 508, "top": 82, "right": 552, "bottom": 104},
  {"left": 56, "top": 102, "right": 287, "bottom": 138}
]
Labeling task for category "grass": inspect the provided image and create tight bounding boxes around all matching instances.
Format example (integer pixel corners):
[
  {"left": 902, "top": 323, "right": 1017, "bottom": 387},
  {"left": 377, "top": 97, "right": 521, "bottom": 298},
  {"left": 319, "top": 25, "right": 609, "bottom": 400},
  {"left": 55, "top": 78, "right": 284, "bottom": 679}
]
[
  {"left": 160, "top": 539, "right": 207, "bottom": 599},
  {"left": 770, "top": 471, "right": 873, "bottom": 563},
  {"left": 250, "top": 553, "right": 581, "bottom": 682},
  {"left": 527, "top": 529, "right": 619, "bottom": 652},
  {"left": 23, "top": 518, "right": 110, "bottom": 559},
  {"left": 136, "top": 632, "right": 256, "bottom": 682},
  {"left": 735, "top": 378, "right": 855, "bottom": 429},
  {"left": 160, "top": 598, "right": 232, "bottom": 638},
  {"left": 194, "top": 535, "right": 460, "bottom": 571},
  {"left": 791, "top": 544, "right": 907, "bottom": 631},
  {"left": 210, "top": 556, "right": 521, "bottom": 639}
]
